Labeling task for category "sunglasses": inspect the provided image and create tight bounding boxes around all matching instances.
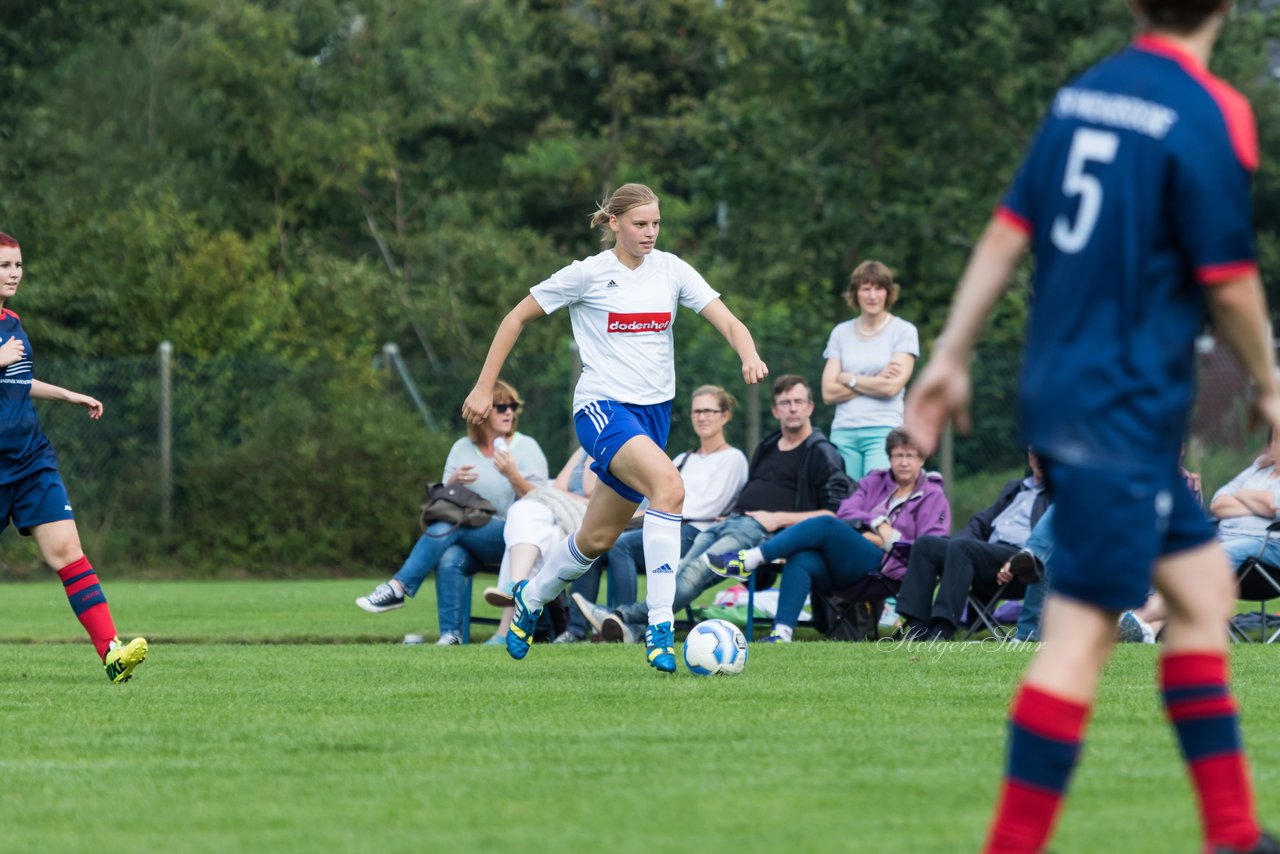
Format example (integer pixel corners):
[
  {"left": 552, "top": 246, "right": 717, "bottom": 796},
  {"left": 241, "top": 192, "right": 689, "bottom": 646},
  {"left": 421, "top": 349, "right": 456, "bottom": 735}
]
[{"left": 493, "top": 402, "right": 521, "bottom": 414}]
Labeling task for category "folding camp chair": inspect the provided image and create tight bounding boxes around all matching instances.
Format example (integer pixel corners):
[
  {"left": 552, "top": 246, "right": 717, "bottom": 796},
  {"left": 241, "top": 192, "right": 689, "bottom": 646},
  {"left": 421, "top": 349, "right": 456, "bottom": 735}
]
[
  {"left": 810, "top": 573, "right": 901, "bottom": 641},
  {"left": 1231, "top": 520, "right": 1280, "bottom": 644},
  {"left": 959, "top": 579, "right": 1026, "bottom": 641}
]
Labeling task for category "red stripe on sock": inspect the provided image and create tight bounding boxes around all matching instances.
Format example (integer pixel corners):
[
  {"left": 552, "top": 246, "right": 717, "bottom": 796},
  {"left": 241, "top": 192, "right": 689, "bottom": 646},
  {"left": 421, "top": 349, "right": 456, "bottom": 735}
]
[
  {"left": 1190, "top": 755, "right": 1261, "bottom": 849},
  {"left": 57, "top": 557, "right": 117, "bottom": 660},
  {"left": 56, "top": 556, "right": 91, "bottom": 584},
  {"left": 1167, "top": 696, "right": 1238, "bottom": 723},
  {"left": 1160, "top": 651, "right": 1228, "bottom": 688},
  {"left": 983, "top": 780, "right": 1063, "bottom": 854},
  {"left": 1010, "top": 684, "right": 1090, "bottom": 743}
]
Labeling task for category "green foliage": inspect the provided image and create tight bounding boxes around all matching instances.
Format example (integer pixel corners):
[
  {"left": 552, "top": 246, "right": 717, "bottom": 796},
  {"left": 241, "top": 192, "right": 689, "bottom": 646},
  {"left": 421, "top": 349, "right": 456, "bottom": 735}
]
[{"left": 1, "top": 1, "right": 1277, "bottom": 570}]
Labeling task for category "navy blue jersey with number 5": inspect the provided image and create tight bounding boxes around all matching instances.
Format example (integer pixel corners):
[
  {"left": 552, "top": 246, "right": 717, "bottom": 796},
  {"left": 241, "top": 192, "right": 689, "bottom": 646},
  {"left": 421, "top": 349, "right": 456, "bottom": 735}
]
[
  {"left": 998, "top": 35, "right": 1258, "bottom": 470},
  {"left": 0, "top": 308, "right": 56, "bottom": 483}
]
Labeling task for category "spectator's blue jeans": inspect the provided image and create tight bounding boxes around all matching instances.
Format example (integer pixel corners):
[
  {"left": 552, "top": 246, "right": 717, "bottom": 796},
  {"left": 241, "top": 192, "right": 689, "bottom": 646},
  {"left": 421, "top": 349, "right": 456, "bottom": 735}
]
[
  {"left": 614, "top": 514, "right": 767, "bottom": 626},
  {"left": 392, "top": 518, "right": 506, "bottom": 636},
  {"left": 764, "top": 515, "right": 883, "bottom": 629},
  {"left": 565, "top": 523, "right": 700, "bottom": 638},
  {"left": 1014, "top": 507, "right": 1056, "bottom": 642},
  {"left": 1222, "top": 535, "right": 1280, "bottom": 571}
]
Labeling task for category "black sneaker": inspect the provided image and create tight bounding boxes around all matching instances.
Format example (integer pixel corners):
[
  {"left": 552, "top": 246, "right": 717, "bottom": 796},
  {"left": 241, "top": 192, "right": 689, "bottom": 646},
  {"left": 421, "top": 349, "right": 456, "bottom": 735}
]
[
  {"left": 1215, "top": 831, "right": 1280, "bottom": 854},
  {"left": 1008, "top": 548, "right": 1044, "bottom": 584},
  {"left": 356, "top": 582, "right": 405, "bottom": 613}
]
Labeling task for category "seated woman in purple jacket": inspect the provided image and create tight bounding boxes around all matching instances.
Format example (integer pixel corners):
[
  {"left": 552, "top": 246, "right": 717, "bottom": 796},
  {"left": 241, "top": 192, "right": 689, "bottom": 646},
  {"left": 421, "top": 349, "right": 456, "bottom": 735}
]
[{"left": 709, "top": 428, "right": 950, "bottom": 642}]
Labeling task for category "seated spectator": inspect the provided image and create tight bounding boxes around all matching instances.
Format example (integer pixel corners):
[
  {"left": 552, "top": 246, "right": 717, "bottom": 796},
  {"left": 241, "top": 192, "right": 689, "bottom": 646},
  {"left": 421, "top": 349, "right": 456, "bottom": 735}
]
[
  {"left": 562, "top": 385, "right": 749, "bottom": 642},
  {"left": 575, "top": 374, "right": 852, "bottom": 642},
  {"left": 354, "top": 380, "right": 548, "bottom": 645},
  {"left": 478, "top": 446, "right": 600, "bottom": 644},
  {"left": 897, "top": 449, "right": 1048, "bottom": 640},
  {"left": 1210, "top": 436, "right": 1280, "bottom": 571},
  {"left": 1011, "top": 458, "right": 1203, "bottom": 644},
  {"left": 708, "top": 428, "right": 949, "bottom": 642}
]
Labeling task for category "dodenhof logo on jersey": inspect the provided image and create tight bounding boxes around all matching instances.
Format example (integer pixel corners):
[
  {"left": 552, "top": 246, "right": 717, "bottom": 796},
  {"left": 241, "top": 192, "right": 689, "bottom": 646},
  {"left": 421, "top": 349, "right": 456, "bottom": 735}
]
[{"left": 606, "top": 312, "right": 672, "bottom": 334}]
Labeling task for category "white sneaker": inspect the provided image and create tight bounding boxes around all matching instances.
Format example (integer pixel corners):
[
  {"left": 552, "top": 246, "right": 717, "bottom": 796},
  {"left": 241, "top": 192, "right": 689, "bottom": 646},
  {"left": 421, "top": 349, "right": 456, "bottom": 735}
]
[
  {"left": 436, "top": 632, "right": 464, "bottom": 646},
  {"left": 571, "top": 592, "right": 615, "bottom": 636}
]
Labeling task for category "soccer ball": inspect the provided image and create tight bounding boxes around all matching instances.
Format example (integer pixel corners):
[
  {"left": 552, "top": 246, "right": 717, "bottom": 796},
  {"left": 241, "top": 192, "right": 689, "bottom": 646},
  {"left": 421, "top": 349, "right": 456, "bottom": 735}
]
[{"left": 682, "top": 619, "right": 748, "bottom": 676}]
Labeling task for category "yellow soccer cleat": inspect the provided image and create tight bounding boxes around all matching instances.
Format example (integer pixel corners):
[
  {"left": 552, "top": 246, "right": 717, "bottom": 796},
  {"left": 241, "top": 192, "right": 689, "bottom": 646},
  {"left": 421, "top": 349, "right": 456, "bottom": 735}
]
[{"left": 104, "top": 636, "right": 148, "bottom": 683}]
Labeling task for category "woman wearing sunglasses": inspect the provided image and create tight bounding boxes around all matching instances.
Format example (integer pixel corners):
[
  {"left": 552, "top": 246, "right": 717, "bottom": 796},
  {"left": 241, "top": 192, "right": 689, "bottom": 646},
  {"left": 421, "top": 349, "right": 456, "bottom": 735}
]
[{"left": 355, "top": 379, "right": 549, "bottom": 645}]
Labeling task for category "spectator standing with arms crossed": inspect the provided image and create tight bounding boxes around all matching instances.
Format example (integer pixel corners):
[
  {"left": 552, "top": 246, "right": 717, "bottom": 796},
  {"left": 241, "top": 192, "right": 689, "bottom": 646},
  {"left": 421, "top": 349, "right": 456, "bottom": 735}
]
[
  {"left": 0, "top": 232, "right": 147, "bottom": 682},
  {"left": 821, "top": 260, "right": 919, "bottom": 478},
  {"left": 905, "top": 2, "right": 1280, "bottom": 851},
  {"left": 462, "top": 183, "right": 767, "bottom": 672}
]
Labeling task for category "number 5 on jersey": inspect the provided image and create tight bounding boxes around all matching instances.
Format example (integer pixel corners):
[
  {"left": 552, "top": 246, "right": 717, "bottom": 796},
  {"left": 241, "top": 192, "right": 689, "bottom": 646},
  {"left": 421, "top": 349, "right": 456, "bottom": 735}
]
[{"left": 1051, "top": 128, "right": 1120, "bottom": 254}]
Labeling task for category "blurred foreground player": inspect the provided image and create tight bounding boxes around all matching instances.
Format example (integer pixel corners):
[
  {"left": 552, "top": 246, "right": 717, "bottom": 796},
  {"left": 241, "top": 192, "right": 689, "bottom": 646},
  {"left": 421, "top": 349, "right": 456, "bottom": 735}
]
[
  {"left": 905, "top": 2, "right": 1279, "bottom": 851},
  {"left": 0, "top": 232, "right": 147, "bottom": 683}
]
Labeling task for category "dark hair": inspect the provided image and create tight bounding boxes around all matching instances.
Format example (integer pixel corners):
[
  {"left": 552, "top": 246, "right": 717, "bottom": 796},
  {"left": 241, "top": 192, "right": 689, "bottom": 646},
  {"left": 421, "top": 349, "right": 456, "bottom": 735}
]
[
  {"left": 771, "top": 374, "right": 811, "bottom": 403},
  {"left": 1136, "top": 0, "right": 1226, "bottom": 33},
  {"left": 884, "top": 428, "right": 920, "bottom": 457},
  {"left": 843, "top": 260, "right": 900, "bottom": 311}
]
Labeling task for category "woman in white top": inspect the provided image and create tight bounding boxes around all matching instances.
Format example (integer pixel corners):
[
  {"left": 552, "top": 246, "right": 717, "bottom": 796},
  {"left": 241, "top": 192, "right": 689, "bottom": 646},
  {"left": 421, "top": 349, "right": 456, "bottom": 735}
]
[
  {"left": 355, "top": 380, "right": 549, "bottom": 645},
  {"left": 461, "top": 182, "right": 767, "bottom": 671},
  {"left": 1212, "top": 433, "right": 1280, "bottom": 570},
  {"left": 820, "top": 260, "right": 920, "bottom": 479},
  {"left": 565, "top": 384, "right": 750, "bottom": 640}
]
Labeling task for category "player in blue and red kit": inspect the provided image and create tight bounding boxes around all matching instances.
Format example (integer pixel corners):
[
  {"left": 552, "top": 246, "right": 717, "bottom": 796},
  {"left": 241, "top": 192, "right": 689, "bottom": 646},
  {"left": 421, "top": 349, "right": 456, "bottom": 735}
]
[
  {"left": 0, "top": 232, "right": 147, "bottom": 683},
  {"left": 906, "top": 2, "right": 1279, "bottom": 852}
]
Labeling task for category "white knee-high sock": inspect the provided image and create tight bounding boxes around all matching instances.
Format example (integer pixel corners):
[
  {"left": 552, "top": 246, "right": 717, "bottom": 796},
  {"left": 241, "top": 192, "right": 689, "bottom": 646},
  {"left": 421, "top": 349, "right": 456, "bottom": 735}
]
[
  {"left": 524, "top": 530, "right": 595, "bottom": 611},
  {"left": 643, "top": 509, "right": 682, "bottom": 626}
]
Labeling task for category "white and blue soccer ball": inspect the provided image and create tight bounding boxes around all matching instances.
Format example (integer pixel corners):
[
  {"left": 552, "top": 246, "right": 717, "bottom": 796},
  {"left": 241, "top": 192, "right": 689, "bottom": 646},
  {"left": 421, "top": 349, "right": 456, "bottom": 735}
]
[{"left": 682, "top": 618, "right": 748, "bottom": 676}]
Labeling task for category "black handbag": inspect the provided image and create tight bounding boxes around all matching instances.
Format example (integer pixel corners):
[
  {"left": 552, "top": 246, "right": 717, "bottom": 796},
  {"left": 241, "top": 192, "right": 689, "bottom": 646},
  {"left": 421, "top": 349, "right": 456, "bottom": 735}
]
[{"left": 419, "top": 482, "right": 498, "bottom": 534}]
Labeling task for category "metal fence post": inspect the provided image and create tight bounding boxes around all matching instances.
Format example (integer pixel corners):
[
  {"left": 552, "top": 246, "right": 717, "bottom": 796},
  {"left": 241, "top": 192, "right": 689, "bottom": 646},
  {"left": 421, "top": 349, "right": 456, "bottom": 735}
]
[
  {"left": 940, "top": 421, "right": 954, "bottom": 492},
  {"left": 159, "top": 341, "right": 173, "bottom": 540}
]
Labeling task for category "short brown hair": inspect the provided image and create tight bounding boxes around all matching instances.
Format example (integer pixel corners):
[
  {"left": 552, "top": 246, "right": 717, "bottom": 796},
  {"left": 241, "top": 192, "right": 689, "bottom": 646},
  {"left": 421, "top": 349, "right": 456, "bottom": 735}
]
[
  {"left": 843, "top": 260, "right": 900, "bottom": 311},
  {"left": 1136, "top": 0, "right": 1226, "bottom": 33},
  {"left": 467, "top": 379, "right": 523, "bottom": 444},
  {"left": 771, "top": 374, "right": 811, "bottom": 403},
  {"left": 885, "top": 428, "right": 920, "bottom": 457}
]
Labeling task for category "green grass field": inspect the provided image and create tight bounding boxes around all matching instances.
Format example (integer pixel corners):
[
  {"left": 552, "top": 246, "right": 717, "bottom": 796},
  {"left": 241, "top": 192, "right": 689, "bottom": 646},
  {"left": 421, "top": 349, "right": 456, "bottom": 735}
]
[{"left": 2, "top": 579, "right": 1279, "bottom": 853}]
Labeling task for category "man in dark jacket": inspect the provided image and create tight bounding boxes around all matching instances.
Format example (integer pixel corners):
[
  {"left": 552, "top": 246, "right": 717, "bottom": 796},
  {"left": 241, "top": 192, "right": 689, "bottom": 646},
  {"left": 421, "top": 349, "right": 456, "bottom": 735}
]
[
  {"left": 578, "top": 374, "right": 853, "bottom": 642},
  {"left": 896, "top": 449, "right": 1049, "bottom": 640}
]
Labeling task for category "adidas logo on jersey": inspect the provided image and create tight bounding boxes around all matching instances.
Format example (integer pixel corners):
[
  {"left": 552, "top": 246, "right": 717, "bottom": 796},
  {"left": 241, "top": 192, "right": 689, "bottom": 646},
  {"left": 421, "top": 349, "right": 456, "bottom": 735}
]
[{"left": 606, "top": 279, "right": 618, "bottom": 288}]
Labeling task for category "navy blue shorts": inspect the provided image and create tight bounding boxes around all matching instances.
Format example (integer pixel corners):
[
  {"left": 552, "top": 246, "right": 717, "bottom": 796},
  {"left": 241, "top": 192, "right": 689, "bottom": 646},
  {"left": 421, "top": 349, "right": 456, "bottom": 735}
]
[
  {"left": 574, "top": 400, "right": 672, "bottom": 504},
  {"left": 1045, "top": 457, "right": 1216, "bottom": 612},
  {"left": 0, "top": 467, "right": 75, "bottom": 536}
]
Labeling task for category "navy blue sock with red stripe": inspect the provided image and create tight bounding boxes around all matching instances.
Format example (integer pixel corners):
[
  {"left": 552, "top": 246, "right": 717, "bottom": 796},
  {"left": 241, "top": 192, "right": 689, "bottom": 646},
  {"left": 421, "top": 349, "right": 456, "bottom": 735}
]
[
  {"left": 983, "top": 684, "right": 1089, "bottom": 854},
  {"left": 1161, "top": 651, "right": 1260, "bottom": 851},
  {"left": 57, "top": 556, "right": 117, "bottom": 660}
]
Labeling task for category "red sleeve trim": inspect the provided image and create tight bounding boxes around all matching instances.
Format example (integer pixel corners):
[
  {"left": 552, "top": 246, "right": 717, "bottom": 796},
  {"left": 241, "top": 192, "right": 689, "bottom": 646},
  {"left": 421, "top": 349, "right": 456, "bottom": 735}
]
[
  {"left": 0, "top": 308, "right": 18, "bottom": 320},
  {"left": 1134, "top": 35, "right": 1258, "bottom": 172},
  {"left": 1197, "top": 261, "right": 1258, "bottom": 285},
  {"left": 995, "top": 206, "right": 1032, "bottom": 235}
]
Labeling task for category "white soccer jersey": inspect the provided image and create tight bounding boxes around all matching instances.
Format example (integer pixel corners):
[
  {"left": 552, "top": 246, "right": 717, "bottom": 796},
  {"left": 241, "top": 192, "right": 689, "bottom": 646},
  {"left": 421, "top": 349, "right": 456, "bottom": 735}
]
[{"left": 530, "top": 248, "right": 720, "bottom": 413}]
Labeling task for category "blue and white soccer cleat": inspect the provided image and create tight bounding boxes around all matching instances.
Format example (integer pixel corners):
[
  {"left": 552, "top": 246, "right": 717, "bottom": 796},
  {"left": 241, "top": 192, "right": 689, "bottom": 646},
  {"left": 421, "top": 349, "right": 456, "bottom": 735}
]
[
  {"left": 506, "top": 579, "right": 541, "bottom": 661},
  {"left": 645, "top": 621, "right": 677, "bottom": 673},
  {"left": 706, "top": 550, "right": 751, "bottom": 579}
]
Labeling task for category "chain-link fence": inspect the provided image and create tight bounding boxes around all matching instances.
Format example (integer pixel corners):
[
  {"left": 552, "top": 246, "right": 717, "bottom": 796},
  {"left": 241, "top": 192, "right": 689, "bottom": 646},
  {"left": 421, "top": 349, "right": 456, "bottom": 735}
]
[{"left": 1, "top": 338, "right": 1264, "bottom": 579}]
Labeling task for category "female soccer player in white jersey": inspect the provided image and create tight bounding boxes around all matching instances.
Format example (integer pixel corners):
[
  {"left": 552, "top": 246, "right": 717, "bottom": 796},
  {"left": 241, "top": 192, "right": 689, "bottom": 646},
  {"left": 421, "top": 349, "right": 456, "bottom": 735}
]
[{"left": 461, "top": 183, "right": 768, "bottom": 672}]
